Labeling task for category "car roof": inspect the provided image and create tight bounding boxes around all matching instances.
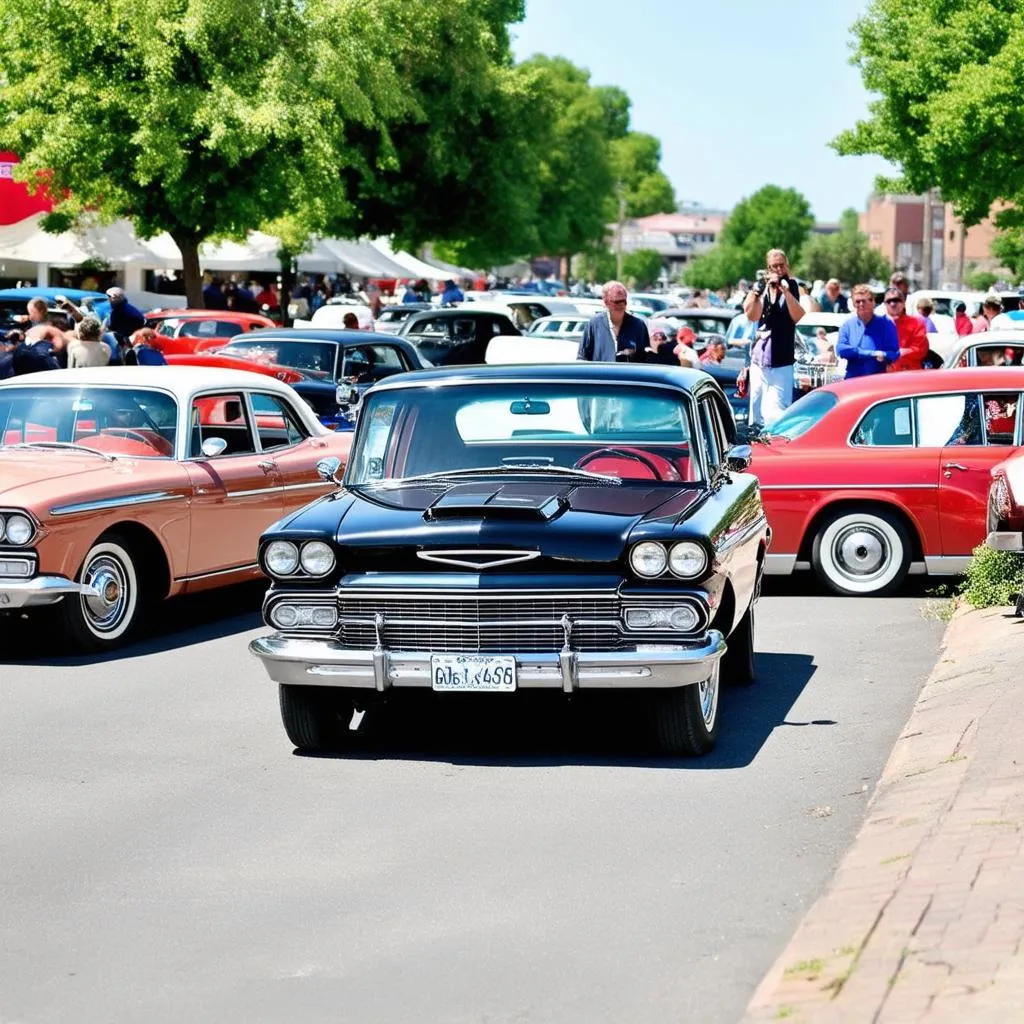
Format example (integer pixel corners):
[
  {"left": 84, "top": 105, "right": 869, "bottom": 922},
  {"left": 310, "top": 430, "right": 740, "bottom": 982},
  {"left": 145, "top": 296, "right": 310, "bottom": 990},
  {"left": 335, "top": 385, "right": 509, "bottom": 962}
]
[
  {"left": 0, "top": 287, "right": 107, "bottom": 301},
  {"left": 405, "top": 308, "right": 514, "bottom": 320},
  {"left": 0, "top": 365, "right": 301, "bottom": 397},
  {"left": 365, "top": 362, "right": 714, "bottom": 391},
  {"left": 821, "top": 366, "right": 1024, "bottom": 403},
  {"left": 146, "top": 308, "right": 270, "bottom": 321}
]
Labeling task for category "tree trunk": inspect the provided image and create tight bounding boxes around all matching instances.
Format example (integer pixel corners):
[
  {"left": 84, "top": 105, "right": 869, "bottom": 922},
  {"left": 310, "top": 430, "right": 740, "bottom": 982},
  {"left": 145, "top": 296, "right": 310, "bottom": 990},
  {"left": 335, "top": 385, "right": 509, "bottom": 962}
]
[{"left": 171, "top": 233, "right": 203, "bottom": 308}]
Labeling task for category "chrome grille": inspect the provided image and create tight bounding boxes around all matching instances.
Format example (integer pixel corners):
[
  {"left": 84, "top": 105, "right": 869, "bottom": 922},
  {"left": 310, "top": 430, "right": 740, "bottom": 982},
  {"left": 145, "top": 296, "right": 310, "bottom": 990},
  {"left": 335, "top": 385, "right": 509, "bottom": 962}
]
[{"left": 336, "top": 593, "right": 623, "bottom": 653}]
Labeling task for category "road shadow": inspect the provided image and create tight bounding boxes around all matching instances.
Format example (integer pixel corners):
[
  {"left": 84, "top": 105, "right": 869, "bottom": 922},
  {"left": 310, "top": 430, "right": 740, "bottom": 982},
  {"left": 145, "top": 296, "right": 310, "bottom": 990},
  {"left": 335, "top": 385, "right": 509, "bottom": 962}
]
[
  {"left": 0, "top": 580, "right": 267, "bottom": 666},
  {"left": 297, "top": 650, "right": 818, "bottom": 771}
]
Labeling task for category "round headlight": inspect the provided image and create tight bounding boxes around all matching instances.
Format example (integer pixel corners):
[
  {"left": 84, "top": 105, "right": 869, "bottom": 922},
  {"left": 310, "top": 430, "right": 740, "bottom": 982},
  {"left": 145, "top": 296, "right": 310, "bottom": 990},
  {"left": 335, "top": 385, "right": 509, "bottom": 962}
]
[
  {"left": 265, "top": 541, "right": 299, "bottom": 576},
  {"left": 669, "top": 541, "right": 708, "bottom": 578},
  {"left": 630, "top": 541, "right": 668, "bottom": 578},
  {"left": 300, "top": 541, "right": 336, "bottom": 577},
  {"left": 4, "top": 514, "right": 33, "bottom": 546}
]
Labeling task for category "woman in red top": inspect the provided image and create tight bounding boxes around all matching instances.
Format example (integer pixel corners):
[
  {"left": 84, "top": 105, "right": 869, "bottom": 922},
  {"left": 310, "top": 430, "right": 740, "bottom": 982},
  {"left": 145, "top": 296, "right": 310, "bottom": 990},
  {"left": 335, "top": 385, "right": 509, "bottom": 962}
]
[{"left": 883, "top": 288, "right": 929, "bottom": 372}]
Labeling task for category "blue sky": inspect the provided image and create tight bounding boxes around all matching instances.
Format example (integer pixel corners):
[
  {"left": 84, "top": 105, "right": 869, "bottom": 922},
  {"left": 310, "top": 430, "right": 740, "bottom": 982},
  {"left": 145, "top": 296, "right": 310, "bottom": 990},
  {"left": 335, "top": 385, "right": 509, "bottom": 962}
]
[{"left": 510, "top": 0, "right": 895, "bottom": 222}]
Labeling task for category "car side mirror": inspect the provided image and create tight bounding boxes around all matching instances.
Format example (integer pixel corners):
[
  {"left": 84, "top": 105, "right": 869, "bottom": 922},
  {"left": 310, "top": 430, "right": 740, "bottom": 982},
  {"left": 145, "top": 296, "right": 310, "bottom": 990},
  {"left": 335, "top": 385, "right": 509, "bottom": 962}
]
[
  {"left": 726, "top": 444, "right": 752, "bottom": 473},
  {"left": 200, "top": 437, "right": 228, "bottom": 458},
  {"left": 316, "top": 456, "right": 343, "bottom": 484}
]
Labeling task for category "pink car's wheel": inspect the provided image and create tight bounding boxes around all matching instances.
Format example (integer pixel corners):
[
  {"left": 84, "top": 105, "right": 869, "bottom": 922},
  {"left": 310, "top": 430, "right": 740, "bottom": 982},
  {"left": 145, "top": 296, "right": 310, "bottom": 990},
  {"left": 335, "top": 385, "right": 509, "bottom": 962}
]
[{"left": 59, "top": 535, "right": 142, "bottom": 651}]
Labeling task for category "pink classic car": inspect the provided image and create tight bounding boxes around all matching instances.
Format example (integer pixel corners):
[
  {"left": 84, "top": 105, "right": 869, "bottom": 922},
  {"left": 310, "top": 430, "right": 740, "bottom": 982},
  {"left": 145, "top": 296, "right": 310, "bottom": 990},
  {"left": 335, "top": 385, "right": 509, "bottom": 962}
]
[{"left": 0, "top": 367, "right": 351, "bottom": 650}]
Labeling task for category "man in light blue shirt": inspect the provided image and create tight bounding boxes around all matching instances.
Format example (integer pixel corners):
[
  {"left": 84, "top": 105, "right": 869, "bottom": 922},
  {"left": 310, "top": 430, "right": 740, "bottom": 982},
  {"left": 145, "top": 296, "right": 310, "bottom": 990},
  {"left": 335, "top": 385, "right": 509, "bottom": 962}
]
[{"left": 837, "top": 284, "right": 899, "bottom": 378}]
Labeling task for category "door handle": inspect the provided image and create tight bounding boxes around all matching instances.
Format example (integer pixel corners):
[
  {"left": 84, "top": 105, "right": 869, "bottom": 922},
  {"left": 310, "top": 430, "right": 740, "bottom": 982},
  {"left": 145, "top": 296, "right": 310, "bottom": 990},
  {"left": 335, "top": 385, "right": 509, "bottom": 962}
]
[
  {"left": 258, "top": 460, "right": 275, "bottom": 472},
  {"left": 943, "top": 462, "right": 968, "bottom": 478}
]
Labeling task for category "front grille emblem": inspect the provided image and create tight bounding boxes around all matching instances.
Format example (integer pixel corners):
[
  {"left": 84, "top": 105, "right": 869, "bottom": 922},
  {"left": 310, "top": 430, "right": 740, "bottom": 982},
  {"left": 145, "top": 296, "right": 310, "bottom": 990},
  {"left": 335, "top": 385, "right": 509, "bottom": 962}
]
[{"left": 416, "top": 549, "right": 541, "bottom": 570}]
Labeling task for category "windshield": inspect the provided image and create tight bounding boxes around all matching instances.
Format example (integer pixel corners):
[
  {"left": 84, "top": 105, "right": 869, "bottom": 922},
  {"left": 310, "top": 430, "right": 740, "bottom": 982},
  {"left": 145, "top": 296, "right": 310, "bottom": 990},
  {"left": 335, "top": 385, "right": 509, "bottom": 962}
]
[
  {"left": 762, "top": 390, "right": 837, "bottom": 441},
  {"left": 346, "top": 382, "right": 701, "bottom": 487},
  {"left": 223, "top": 339, "right": 337, "bottom": 378},
  {"left": 0, "top": 386, "right": 178, "bottom": 457}
]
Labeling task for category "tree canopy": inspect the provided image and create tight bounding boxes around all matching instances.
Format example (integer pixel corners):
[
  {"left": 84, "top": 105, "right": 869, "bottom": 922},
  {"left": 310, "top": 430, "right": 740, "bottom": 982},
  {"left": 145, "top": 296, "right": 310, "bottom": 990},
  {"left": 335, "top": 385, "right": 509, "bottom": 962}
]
[
  {"left": 607, "top": 133, "right": 676, "bottom": 221},
  {"left": 684, "top": 186, "right": 814, "bottom": 288},
  {"left": 834, "top": 0, "right": 1024, "bottom": 225},
  {"left": 622, "top": 249, "right": 664, "bottom": 290},
  {"left": 798, "top": 209, "right": 891, "bottom": 285}
]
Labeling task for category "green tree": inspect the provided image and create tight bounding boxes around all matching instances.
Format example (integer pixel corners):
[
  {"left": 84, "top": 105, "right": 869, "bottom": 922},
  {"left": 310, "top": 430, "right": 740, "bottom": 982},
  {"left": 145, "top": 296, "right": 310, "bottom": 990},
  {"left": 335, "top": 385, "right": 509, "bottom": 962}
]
[
  {"left": 622, "top": 249, "right": 665, "bottom": 290},
  {"left": 964, "top": 268, "right": 998, "bottom": 292},
  {"left": 834, "top": 0, "right": 1024, "bottom": 225},
  {"left": 990, "top": 210, "right": 1024, "bottom": 284},
  {"left": 798, "top": 209, "right": 891, "bottom": 284},
  {"left": 0, "top": 0, "right": 532, "bottom": 304},
  {"left": 684, "top": 185, "right": 814, "bottom": 288},
  {"left": 608, "top": 133, "right": 676, "bottom": 220},
  {"left": 575, "top": 243, "right": 616, "bottom": 284}
]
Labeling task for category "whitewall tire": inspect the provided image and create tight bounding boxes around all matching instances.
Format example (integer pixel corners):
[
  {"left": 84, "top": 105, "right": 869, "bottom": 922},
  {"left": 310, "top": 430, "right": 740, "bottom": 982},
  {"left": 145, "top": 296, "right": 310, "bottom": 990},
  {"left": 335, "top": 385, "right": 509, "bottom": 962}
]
[{"left": 812, "top": 509, "right": 910, "bottom": 596}]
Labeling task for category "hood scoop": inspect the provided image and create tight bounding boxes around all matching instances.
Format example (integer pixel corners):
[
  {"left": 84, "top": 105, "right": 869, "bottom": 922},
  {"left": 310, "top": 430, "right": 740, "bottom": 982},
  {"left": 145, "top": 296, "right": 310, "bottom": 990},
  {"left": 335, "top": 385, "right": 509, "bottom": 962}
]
[{"left": 426, "top": 483, "right": 569, "bottom": 521}]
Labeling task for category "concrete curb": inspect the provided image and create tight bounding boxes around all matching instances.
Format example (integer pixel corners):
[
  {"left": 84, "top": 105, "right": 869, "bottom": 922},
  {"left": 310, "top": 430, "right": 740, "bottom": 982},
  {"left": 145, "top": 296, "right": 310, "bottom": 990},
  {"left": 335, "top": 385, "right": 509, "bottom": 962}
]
[{"left": 741, "top": 603, "right": 1024, "bottom": 1024}]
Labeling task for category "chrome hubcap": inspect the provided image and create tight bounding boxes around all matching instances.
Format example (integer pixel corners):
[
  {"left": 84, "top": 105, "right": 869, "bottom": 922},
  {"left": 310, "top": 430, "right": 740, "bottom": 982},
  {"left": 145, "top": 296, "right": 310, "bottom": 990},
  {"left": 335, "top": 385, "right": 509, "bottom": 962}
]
[
  {"left": 834, "top": 526, "right": 889, "bottom": 579},
  {"left": 698, "top": 662, "right": 719, "bottom": 728},
  {"left": 82, "top": 557, "right": 129, "bottom": 631}
]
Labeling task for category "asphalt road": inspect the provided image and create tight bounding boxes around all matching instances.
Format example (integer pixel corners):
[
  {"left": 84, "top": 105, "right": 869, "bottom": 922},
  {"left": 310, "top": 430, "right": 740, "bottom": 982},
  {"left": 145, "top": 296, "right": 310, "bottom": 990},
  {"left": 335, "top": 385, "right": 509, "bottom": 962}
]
[{"left": 0, "top": 578, "right": 946, "bottom": 1024}]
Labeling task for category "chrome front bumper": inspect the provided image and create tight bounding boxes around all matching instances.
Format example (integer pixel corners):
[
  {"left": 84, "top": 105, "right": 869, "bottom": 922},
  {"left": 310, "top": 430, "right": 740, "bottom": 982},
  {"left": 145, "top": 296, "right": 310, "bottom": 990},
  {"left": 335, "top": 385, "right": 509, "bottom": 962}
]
[
  {"left": 248, "top": 631, "right": 726, "bottom": 692},
  {"left": 0, "top": 575, "right": 99, "bottom": 609},
  {"left": 987, "top": 531, "right": 1023, "bottom": 552}
]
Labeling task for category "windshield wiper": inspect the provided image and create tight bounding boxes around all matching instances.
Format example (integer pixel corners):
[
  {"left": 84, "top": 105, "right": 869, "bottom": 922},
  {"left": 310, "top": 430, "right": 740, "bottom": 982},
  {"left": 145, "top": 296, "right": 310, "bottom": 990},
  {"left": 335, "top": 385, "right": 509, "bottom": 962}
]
[
  {"left": 375, "top": 464, "right": 621, "bottom": 489},
  {"left": 8, "top": 441, "right": 115, "bottom": 461}
]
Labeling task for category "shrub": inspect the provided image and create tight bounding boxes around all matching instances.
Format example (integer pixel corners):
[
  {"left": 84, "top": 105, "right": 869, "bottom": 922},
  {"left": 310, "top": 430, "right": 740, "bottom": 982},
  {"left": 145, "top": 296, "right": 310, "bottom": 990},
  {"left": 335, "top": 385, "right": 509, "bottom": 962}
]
[{"left": 960, "top": 544, "right": 1024, "bottom": 608}]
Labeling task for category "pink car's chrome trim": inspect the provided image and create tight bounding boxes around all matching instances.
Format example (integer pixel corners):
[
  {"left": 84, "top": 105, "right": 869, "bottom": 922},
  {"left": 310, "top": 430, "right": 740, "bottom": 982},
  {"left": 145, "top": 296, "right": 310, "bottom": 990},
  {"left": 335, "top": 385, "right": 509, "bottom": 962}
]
[{"left": 49, "top": 492, "right": 185, "bottom": 517}]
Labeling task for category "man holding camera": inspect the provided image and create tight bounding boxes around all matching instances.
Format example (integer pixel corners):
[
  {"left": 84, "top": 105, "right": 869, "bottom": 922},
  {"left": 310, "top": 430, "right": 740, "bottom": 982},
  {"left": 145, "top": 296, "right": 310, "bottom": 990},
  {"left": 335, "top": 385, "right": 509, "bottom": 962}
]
[{"left": 741, "top": 248, "right": 805, "bottom": 429}]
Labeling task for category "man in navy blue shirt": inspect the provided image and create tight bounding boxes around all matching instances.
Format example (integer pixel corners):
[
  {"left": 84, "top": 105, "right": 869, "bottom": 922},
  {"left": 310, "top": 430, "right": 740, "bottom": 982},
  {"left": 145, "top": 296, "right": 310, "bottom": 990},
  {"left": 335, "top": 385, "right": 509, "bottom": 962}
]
[{"left": 837, "top": 284, "right": 899, "bottom": 377}]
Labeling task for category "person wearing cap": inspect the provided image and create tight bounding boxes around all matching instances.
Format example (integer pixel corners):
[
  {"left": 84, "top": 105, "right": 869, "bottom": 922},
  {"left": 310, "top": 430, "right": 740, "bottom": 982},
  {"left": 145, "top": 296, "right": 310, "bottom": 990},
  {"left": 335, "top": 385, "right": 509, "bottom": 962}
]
[
  {"left": 837, "top": 283, "right": 899, "bottom": 378},
  {"left": 883, "top": 288, "right": 929, "bottom": 372},
  {"left": 673, "top": 326, "right": 701, "bottom": 368},
  {"left": 953, "top": 301, "right": 973, "bottom": 336},
  {"left": 972, "top": 295, "right": 1003, "bottom": 334},
  {"left": 104, "top": 287, "right": 146, "bottom": 338}
]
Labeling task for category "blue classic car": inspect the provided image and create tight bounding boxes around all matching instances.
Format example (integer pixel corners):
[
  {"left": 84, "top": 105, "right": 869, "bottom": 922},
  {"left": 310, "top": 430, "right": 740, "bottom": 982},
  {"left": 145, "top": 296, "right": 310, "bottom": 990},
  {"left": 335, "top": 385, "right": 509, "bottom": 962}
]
[{"left": 248, "top": 364, "right": 769, "bottom": 757}]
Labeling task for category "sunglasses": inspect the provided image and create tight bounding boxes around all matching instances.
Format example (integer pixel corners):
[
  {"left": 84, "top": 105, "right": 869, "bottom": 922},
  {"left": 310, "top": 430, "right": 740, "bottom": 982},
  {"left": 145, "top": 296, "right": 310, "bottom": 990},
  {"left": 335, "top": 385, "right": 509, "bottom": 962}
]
[
  {"left": 885, "top": 298, "right": 904, "bottom": 306},
  {"left": 608, "top": 299, "right": 627, "bottom": 307}
]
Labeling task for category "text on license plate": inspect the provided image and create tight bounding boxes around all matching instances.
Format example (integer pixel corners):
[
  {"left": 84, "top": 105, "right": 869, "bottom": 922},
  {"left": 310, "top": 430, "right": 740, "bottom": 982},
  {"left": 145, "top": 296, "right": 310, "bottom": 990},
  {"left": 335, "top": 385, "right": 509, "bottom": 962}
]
[{"left": 431, "top": 654, "right": 516, "bottom": 692}]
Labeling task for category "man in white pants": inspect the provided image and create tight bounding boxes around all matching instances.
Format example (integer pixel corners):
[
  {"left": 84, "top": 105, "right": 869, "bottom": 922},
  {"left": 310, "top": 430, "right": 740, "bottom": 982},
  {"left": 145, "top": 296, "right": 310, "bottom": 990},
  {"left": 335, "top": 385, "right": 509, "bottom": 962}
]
[{"left": 741, "top": 249, "right": 805, "bottom": 430}]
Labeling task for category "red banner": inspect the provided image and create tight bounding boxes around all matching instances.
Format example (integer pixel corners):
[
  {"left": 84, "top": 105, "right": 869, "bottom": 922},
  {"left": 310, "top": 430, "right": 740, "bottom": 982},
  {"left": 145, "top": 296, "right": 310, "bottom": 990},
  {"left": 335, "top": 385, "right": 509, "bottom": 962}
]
[{"left": 0, "top": 152, "right": 55, "bottom": 225}]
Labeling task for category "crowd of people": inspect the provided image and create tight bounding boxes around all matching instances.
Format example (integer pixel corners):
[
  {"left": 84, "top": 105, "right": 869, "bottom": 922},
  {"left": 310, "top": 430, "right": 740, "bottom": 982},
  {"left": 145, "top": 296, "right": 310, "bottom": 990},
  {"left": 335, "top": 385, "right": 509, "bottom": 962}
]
[{"left": 1, "top": 287, "right": 167, "bottom": 379}]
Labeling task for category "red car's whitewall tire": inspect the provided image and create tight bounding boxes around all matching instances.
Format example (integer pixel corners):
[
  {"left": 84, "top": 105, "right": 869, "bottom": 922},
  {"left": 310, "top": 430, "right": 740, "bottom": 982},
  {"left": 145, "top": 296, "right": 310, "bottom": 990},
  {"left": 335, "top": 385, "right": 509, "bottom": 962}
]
[{"left": 812, "top": 509, "right": 911, "bottom": 596}]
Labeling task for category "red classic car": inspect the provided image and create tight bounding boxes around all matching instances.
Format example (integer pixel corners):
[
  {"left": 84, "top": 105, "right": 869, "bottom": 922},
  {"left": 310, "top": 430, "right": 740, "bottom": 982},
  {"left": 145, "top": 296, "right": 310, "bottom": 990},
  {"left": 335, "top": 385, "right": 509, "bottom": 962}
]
[
  {"left": 987, "top": 449, "right": 1024, "bottom": 552},
  {"left": 0, "top": 367, "right": 351, "bottom": 650},
  {"left": 143, "top": 309, "right": 275, "bottom": 355},
  {"left": 752, "top": 367, "right": 1024, "bottom": 595}
]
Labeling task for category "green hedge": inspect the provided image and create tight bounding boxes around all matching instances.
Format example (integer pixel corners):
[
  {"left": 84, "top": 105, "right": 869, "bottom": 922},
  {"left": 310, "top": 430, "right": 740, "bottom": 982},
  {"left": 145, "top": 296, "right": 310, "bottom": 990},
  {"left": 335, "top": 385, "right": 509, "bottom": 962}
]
[{"left": 960, "top": 545, "right": 1024, "bottom": 608}]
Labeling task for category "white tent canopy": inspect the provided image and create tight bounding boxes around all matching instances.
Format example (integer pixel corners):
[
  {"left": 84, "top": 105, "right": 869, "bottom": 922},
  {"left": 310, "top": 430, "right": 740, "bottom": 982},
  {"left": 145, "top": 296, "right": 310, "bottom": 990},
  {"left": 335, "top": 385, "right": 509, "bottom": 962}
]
[
  {"left": 0, "top": 214, "right": 156, "bottom": 266},
  {"left": 318, "top": 238, "right": 412, "bottom": 279},
  {"left": 369, "top": 238, "right": 448, "bottom": 282}
]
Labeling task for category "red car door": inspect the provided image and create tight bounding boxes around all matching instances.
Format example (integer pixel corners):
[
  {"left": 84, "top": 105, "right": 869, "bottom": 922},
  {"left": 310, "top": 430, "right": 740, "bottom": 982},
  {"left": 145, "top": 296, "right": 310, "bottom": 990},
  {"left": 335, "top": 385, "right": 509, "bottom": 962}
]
[{"left": 919, "top": 391, "right": 1022, "bottom": 554}]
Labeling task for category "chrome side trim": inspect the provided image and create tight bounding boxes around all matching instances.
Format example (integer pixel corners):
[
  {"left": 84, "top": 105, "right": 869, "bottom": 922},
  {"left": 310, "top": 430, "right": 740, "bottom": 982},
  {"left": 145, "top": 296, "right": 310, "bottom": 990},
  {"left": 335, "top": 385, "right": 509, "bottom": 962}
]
[
  {"left": 49, "top": 492, "right": 185, "bottom": 517},
  {"left": 416, "top": 550, "right": 542, "bottom": 570},
  {"left": 715, "top": 513, "right": 768, "bottom": 556},
  {"left": 173, "top": 562, "right": 260, "bottom": 583},
  {"left": 225, "top": 481, "right": 333, "bottom": 499},
  {"left": 988, "top": 531, "right": 1024, "bottom": 552},
  {"left": 758, "top": 483, "right": 938, "bottom": 491},
  {"left": 763, "top": 554, "right": 797, "bottom": 574},
  {"left": 923, "top": 556, "right": 973, "bottom": 575}
]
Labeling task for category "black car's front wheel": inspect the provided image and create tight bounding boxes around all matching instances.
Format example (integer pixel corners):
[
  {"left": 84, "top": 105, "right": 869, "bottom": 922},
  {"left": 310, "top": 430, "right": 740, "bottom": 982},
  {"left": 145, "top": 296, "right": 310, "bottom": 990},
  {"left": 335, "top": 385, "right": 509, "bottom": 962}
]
[
  {"left": 279, "top": 685, "right": 357, "bottom": 752},
  {"left": 648, "top": 663, "right": 721, "bottom": 756}
]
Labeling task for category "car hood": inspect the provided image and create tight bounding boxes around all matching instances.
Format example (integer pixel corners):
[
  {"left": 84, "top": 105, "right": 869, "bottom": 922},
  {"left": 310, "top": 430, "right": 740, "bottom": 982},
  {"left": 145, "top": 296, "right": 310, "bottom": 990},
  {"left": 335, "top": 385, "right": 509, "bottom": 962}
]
[
  {"left": 0, "top": 450, "right": 159, "bottom": 510},
  {"left": 284, "top": 479, "right": 706, "bottom": 569}
]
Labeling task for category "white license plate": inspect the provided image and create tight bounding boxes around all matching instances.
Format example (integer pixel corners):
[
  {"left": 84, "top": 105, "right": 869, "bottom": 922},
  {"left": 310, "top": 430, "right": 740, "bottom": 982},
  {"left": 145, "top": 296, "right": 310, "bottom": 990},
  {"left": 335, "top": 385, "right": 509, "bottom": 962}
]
[{"left": 431, "top": 654, "right": 516, "bottom": 692}]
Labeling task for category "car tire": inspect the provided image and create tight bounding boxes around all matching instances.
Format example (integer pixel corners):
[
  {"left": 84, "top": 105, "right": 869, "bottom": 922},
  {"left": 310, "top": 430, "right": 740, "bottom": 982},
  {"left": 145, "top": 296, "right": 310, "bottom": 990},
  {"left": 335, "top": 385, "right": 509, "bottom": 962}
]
[
  {"left": 279, "top": 685, "right": 356, "bottom": 752},
  {"left": 722, "top": 604, "right": 755, "bottom": 685},
  {"left": 812, "top": 508, "right": 911, "bottom": 596},
  {"left": 58, "top": 534, "right": 144, "bottom": 651},
  {"left": 648, "top": 662, "right": 721, "bottom": 756}
]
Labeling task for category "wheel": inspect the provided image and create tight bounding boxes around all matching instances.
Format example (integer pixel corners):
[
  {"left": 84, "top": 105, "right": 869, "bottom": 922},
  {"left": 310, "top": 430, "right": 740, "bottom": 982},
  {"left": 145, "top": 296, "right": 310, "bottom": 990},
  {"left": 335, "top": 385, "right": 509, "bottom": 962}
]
[
  {"left": 721, "top": 604, "right": 755, "bottom": 685},
  {"left": 811, "top": 508, "right": 911, "bottom": 596},
  {"left": 648, "top": 662, "right": 721, "bottom": 756},
  {"left": 58, "top": 534, "right": 143, "bottom": 651},
  {"left": 279, "top": 685, "right": 356, "bottom": 752}
]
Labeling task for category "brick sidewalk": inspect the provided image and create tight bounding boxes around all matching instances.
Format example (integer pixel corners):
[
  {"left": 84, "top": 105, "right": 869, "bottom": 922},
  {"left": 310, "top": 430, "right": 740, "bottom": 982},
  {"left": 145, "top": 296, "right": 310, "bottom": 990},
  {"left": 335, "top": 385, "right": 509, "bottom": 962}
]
[{"left": 742, "top": 605, "right": 1024, "bottom": 1024}]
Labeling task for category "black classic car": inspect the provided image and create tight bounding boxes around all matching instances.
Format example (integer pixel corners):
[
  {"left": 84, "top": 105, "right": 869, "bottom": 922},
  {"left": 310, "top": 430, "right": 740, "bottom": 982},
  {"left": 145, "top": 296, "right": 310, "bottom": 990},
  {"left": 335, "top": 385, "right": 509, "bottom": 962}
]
[
  {"left": 396, "top": 308, "right": 521, "bottom": 365},
  {"left": 248, "top": 364, "right": 769, "bottom": 757}
]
